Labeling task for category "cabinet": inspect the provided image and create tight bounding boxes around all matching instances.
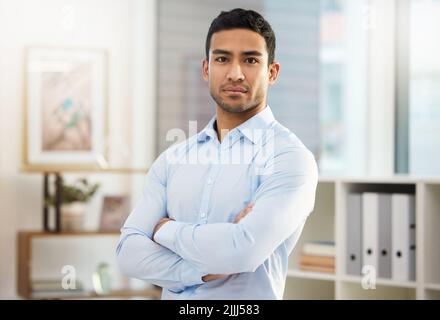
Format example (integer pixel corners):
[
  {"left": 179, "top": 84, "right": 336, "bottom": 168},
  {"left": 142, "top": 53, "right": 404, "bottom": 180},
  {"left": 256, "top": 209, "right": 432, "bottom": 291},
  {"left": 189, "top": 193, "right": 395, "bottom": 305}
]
[
  {"left": 17, "top": 167, "right": 162, "bottom": 299},
  {"left": 17, "top": 231, "right": 162, "bottom": 299},
  {"left": 284, "top": 176, "right": 440, "bottom": 300}
]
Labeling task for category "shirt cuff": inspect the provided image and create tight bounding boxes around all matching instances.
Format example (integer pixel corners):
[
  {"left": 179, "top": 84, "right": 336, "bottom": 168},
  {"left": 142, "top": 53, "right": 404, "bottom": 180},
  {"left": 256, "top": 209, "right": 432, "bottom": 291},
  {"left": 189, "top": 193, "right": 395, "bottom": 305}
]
[
  {"left": 154, "top": 220, "right": 184, "bottom": 253},
  {"left": 180, "top": 265, "right": 205, "bottom": 287}
]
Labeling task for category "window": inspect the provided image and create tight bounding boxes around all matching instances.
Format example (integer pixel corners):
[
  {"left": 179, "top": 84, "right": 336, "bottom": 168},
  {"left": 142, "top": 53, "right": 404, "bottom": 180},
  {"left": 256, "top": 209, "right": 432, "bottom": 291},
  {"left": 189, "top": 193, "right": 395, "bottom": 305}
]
[
  {"left": 407, "top": 0, "right": 440, "bottom": 174},
  {"left": 319, "top": 0, "right": 346, "bottom": 173}
]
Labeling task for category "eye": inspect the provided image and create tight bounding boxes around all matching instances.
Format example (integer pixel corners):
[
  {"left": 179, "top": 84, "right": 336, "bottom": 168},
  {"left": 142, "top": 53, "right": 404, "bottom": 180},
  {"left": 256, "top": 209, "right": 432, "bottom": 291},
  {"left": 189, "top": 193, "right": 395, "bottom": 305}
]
[
  {"left": 245, "top": 57, "right": 258, "bottom": 64},
  {"left": 215, "top": 56, "right": 228, "bottom": 63}
]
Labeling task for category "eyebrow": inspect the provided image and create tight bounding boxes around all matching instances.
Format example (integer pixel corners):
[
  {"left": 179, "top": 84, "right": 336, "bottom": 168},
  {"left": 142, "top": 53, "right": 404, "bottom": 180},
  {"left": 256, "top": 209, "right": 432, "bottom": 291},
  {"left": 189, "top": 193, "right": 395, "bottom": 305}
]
[{"left": 211, "top": 49, "right": 263, "bottom": 57}]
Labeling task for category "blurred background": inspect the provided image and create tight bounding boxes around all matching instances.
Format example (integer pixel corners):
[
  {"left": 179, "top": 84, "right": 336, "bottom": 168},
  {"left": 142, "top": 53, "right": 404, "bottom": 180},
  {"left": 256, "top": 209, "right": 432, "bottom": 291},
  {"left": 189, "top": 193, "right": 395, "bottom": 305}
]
[{"left": 0, "top": 0, "right": 439, "bottom": 299}]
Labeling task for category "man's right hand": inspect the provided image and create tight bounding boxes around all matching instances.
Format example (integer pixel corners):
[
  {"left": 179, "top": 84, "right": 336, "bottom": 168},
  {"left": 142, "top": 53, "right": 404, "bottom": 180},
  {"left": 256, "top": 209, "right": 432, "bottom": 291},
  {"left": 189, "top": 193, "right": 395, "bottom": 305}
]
[
  {"left": 233, "top": 203, "right": 253, "bottom": 223},
  {"left": 202, "top": 203, "right": 253, "bottom": 282},
  {"left": 202, "top": 274, "right": 228, "bottom": 282}
]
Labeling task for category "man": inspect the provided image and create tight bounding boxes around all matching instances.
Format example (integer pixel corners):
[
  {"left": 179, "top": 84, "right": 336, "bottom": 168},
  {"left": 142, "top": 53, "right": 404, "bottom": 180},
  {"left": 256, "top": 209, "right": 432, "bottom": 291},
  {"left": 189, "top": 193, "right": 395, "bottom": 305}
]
[{"left": 116, "top": 8, "right": 318, "bottom": 300}]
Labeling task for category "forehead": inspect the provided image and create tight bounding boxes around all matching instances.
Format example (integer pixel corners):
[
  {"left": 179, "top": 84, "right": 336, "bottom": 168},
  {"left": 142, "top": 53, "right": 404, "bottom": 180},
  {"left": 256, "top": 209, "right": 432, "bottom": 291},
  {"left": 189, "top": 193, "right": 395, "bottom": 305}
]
[{"left": 210, "top": 29, "right": 267, "bottom": 55}]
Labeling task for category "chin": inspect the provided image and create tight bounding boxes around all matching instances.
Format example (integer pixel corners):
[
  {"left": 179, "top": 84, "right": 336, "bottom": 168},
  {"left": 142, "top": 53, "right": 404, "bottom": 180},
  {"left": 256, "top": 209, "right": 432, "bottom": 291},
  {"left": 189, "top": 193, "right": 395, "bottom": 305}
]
[{"left": 219, "top": 102, "right": 255, "bottom": 114}]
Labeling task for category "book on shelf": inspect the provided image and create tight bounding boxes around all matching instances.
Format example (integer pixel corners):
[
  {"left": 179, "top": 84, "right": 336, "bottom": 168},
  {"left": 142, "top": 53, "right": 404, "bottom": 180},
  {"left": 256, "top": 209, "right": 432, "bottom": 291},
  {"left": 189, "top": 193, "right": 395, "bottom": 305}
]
[
  {"left": 300, "top": 254, "right": 335, "bottom": 268},
  {"left": 302, "top": 240, "right": 335, "bottom": 257},
  {"left": 299, "top": 263, "right": 335, "bottom": 274},
  {"left": 31, "top": 279, "right": 84, "bottom": 297},
  {"left": 299, "top": 240, "right": 336, "bottom": 274}
]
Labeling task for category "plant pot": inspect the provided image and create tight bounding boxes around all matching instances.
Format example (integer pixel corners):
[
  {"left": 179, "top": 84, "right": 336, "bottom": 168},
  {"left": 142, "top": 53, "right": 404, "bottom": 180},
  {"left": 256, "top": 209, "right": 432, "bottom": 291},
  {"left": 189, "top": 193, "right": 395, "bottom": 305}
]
[{"left": 61, "top": 202, "right": 86, "bottom": 232}]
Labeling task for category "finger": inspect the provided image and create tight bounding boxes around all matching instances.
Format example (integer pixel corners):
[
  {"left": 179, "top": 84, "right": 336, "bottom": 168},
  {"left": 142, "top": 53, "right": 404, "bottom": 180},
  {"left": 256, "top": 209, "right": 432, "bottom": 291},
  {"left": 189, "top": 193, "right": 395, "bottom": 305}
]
[
  {"left": 234, "top": 212, "right": 245, "bottom": 223},
  {"left": 243, "top": 207, "right": 252, "bottom": 215},
  {"left": 238, "top": 207, "right": 248, "bottom": 217},
  {"left": 234, "top": 212, "right": 248, "bottom": 223},
  {"left": 241, "top": 207, "right": 252, "bottom": 216},
  {"left": 238, "top": 206, "right": 252, "bottom": 219},
  {"left": 234, "top": 204, "right": 254, "bottom": 223}
]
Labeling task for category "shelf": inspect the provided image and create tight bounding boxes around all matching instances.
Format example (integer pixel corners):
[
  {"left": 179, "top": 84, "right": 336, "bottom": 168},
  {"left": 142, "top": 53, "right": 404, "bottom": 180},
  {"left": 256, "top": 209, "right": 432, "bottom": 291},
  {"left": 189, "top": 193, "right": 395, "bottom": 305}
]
[
  {"left": 340, "top": 275, "right": 417, "bottom": 289},
  {"left": 424, "top": 288, "right": 440, "bottom": 299},
  {"left": 318, "top": 175, "right": 440, "bottom": 184},
  {"left": 287, "top": 269, "right": 336, "bottom": 282},
  {"left": 29, "top": 288, "right": 162, "bottom": 300},
  {"left": 284, "top": 277, "right": 335, "bottom": 300},
  {"left": 423, "top": 184, "right": 440, "bottom": 286},
  {"left": 19, "top": 231, "right": 120, "bottom": 238},
  {"left": 17, "top": 230, "right": 132, "bottom": 300},
  {"left": 425, "top": 283, "right": 440, "bottom": 291},
  {"left": 21, "top": 165, "right": 148, "bottom": 174},
  {"left": 284, "top": 178, "right": 440, "bottom": 299},
  {"left": 338, "top": 281, "right": 416, "bottom": 300}
]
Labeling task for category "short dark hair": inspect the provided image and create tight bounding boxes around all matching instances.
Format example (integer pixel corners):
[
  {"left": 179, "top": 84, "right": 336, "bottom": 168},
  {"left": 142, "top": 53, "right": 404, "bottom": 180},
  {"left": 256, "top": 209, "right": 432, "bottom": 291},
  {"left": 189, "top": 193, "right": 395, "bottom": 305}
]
[{"left": 205, "top": 8, "right": 276, "bottom": 65}]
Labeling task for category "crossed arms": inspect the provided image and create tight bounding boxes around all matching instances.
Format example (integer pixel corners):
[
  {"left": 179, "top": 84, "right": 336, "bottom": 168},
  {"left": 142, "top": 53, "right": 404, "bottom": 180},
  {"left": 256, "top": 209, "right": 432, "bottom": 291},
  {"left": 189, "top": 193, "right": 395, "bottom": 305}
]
[{"left": 116, "top": 146, "right": 318, "bottom": 292}]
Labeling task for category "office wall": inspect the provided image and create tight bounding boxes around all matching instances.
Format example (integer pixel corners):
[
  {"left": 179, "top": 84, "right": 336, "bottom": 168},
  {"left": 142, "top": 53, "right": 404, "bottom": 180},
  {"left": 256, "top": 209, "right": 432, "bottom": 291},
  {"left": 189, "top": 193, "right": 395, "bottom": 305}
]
[{"left": 0, "top": 0, "right": 155, "bottom": 298}]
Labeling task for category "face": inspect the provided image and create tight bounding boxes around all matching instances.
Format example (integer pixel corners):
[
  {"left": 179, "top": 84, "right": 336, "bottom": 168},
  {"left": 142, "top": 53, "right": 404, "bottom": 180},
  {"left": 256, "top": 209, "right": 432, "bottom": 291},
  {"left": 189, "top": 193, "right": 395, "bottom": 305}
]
[{"left": 203, "top": 29, "right": 280, "bottom": 114}]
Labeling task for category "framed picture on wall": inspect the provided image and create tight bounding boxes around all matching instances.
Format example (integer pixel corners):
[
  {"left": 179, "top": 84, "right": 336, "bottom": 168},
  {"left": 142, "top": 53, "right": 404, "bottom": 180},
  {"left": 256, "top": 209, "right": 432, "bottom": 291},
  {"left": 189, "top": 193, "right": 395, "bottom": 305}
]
[
  {"left": 99, "top": 195, "right": 130, "bottom": 231},
  {"left": 24, "top": 46, "right": 108, "bottom": 170}
]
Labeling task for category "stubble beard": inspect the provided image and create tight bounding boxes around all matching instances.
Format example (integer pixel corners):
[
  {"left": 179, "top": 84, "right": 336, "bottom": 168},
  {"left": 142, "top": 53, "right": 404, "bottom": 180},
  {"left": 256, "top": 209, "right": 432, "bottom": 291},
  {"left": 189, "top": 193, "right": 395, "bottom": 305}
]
[{"left": 210, "top": 90, "right": 262, "bottom": 114}]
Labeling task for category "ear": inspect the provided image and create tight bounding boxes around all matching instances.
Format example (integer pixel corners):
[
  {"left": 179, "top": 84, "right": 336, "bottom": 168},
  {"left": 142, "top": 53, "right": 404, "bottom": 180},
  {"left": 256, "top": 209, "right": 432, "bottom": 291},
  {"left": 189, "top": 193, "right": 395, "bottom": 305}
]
[
  {"left": 268, "top": 62, "right": 280, "bottom": 85},
  {"left": 202, "top": 59, "right": 209, "bottom": 82}
]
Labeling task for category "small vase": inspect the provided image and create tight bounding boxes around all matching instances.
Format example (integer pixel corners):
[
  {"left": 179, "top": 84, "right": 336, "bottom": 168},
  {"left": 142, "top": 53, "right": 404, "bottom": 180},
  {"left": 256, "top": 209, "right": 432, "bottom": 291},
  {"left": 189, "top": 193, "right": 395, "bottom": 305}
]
[{"left": 61, "top": 202, "right": 86, "bottom": 232}]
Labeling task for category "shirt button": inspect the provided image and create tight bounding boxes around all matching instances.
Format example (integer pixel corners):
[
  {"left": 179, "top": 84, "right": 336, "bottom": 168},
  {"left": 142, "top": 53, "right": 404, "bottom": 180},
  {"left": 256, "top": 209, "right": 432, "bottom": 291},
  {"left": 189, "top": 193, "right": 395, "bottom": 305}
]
[
  {"left": 200, "top": 212, "right": 206, "bottom": 218},
  {"left": 207, "top": 179, "right": 213, "bottom": 185}
]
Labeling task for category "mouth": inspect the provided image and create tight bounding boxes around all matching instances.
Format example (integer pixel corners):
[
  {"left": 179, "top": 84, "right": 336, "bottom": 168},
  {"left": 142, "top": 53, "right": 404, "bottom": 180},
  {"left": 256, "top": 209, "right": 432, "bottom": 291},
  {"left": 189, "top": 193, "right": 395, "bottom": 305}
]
[{"left": 223, "top": 86, "right": 248, "bottom": 94}]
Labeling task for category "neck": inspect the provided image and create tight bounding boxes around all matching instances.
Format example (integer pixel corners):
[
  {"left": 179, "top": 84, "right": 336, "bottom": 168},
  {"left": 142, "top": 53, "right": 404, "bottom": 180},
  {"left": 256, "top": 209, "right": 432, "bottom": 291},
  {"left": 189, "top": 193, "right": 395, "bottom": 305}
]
[{"left": 215, "top": 102, "right": 266, "bottom": 142}]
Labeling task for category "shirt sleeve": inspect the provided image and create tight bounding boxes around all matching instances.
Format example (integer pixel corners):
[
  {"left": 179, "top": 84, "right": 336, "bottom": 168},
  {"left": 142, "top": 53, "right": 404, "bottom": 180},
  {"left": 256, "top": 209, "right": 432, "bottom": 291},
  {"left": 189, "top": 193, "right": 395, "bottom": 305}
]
[
  {"left": 154, "top": 146, "right": 319, "bottom": 275},
  {"left": 116, "top": 150, "right": 205, "bottom": 291}
]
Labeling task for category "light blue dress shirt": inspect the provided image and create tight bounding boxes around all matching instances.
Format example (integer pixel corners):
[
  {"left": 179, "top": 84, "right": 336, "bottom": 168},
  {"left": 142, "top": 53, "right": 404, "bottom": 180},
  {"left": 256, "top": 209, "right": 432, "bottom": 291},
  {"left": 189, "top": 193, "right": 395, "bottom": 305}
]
[{"left": 116, "top": 106, "right": 318, "bottom": 299}]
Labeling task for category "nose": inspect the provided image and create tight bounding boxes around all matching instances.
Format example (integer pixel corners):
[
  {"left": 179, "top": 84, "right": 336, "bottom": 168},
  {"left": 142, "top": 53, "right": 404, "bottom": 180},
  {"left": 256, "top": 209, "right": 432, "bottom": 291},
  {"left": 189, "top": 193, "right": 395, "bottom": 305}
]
[{"left": 226, "top": 62, "right": 245, "bottom": 82}]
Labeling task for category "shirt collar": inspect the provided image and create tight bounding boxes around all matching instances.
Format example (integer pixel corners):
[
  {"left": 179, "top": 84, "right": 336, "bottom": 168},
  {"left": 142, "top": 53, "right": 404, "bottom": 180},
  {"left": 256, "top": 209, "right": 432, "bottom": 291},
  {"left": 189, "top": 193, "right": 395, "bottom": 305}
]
[
  {"left": 197, "top": 105, "right": 276, "bottom": 145},
  {"left": 197, "top": 116, "right": 217, "bottom": 143}
]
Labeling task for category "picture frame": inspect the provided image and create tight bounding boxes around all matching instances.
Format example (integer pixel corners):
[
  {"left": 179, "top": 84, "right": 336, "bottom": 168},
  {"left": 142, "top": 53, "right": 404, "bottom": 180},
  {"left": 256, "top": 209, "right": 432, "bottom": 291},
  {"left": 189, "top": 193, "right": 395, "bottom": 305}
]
[
  {"left": 23, "top": 46, "right": 108, "bottom": 170},
  {"left": 99, "top": 195, "right": 130, "bottom": 231}
]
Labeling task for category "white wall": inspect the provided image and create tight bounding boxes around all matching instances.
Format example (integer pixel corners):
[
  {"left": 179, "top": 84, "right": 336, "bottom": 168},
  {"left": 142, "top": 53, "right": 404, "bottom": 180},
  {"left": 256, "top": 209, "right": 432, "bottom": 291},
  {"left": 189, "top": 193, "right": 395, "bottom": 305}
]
[{"left": 0, "top": 0, "right": 156, "bottom": 298}]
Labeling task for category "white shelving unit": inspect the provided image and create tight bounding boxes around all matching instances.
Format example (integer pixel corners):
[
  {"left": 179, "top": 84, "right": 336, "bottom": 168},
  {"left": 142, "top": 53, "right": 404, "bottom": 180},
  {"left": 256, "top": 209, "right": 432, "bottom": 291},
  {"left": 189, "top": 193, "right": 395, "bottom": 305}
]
[{"left": 283, "top": 176, "right": 440, "bottom": 300}]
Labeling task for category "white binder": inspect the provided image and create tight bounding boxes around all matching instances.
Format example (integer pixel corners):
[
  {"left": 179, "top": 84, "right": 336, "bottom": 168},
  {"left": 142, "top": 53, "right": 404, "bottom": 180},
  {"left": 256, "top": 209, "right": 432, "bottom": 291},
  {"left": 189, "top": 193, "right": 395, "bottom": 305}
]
[
  {"left": 362, "top": 193, "right": 379, "bottom": 273},
  {"left": 392, "top": 194, "right": 416, "bottom": 281},
  {"left": 362, "top": 192, "right": 392, "bottom": 278}
]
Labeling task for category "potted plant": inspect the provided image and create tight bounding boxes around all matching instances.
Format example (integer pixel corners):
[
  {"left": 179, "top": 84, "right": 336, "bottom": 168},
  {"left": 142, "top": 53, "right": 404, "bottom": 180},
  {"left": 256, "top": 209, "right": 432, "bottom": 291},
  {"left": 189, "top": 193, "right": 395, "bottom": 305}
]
[{"left": 45, "top": 177, "right": 100, "bottom": 231}]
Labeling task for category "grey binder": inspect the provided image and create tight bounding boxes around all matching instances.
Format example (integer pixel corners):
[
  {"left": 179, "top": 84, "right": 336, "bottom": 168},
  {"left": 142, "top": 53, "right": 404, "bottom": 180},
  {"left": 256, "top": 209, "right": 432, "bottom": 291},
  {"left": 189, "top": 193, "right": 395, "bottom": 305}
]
[
  {"left": 378, "top": 194, "right": 392, "bottom": 279},
  {"left": 392, "top": 194, "right": 416, "bottom": 281},
  {"left": 346, "top": 193, "right": 362, "bottom": 275}
]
